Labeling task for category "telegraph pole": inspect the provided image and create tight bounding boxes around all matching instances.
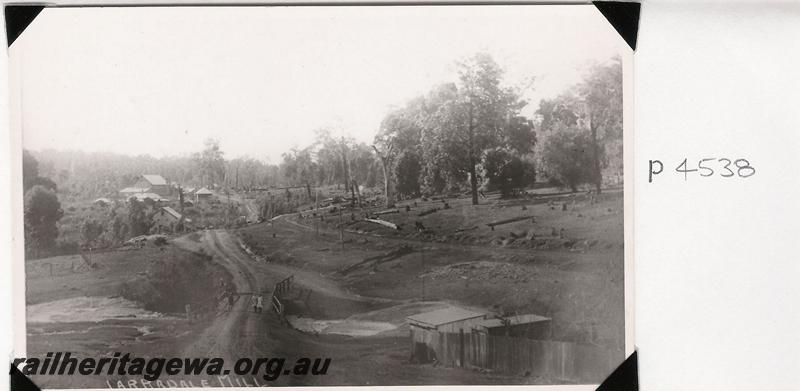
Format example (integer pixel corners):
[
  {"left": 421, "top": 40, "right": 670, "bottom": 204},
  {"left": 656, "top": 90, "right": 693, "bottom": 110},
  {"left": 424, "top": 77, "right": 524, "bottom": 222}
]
[
  {"left": 339, "top": 207, "right": 344, "bottom": 250},
  {"left": 420, "top": 239, "right": 425, "bottom": 300}
]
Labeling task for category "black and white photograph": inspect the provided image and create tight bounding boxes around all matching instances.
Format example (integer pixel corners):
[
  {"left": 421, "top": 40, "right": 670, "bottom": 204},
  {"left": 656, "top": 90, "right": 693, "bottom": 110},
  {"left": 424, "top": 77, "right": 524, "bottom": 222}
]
[{"left": 10, "top": 4, "right": 632, "bottom": 388}]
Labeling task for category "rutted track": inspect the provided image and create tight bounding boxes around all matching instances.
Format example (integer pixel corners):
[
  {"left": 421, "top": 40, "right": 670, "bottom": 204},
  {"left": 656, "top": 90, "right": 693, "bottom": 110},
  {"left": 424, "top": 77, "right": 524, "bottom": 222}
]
[
  {"left": 178, "top": 229, "right": 267, "bottom": 360},
  {"left": 176, "top": 227, "right": 392, "bottom": 362}
]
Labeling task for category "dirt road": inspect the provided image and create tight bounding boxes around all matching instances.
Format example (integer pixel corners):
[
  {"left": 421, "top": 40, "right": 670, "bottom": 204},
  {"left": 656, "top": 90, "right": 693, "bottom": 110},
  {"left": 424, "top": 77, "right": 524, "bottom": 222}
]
[
  {"left": 177, "top": 230, "right": 273, "bottom": 361},
  {"left": 176, "top": 228, "right": 384, "bottom": 359}
]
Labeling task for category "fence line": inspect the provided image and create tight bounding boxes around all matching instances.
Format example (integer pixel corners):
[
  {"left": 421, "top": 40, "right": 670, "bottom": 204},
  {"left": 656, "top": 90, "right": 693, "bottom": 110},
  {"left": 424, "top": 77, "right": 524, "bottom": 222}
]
[{"left": 411, "top": 329, "right": 620, "bottom": 383}]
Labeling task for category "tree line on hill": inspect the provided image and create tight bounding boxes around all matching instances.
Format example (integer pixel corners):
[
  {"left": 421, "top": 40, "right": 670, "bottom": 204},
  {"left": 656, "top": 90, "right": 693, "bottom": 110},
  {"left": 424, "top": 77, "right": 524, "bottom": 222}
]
[
  {"left": 28, "top": 53, "right": 621, "bottom": 207},
  {"left": 23, "top": 52, "right": 622, "bottom": 257}
]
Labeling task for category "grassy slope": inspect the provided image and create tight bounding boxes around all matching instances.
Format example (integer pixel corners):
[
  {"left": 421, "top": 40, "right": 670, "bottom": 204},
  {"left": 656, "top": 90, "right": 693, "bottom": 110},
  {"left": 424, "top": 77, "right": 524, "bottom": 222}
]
[{"left": 238, "top": 188, "right": 625, "bottom": 353}]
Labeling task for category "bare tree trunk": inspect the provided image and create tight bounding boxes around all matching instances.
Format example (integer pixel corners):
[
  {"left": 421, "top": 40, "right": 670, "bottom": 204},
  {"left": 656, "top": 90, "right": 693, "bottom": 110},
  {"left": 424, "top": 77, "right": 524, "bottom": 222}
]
[
  {"left": 235, "top": 164, "right": 239, "bottom": 190},
  {"left": 590, "top": 119, "right": 603, "bottom": 194},
  {"left": 467, "top": 104, "right": 479, "bottom": 206},
  {"left": 381, "top": 161, "right": 396, "bottom": 208},
  {"left": 347, "top": 156, "right": 356, "bottom": 207},
  {"left": 469, "top": 159, "right": 479, "bottom": 205},
  {"left": 341, "top": 139, "right": 351, "bottom": 194},
  {"left": 353, "top": 179, "right": 362, "bottom": 207},
  {"left": 178, "top": 186, "right": 185, "bottom": 214},
  {"left": 350, "top": 181, "right": 356, "bottom": 207},
  {"left": 373, "top": 146, "right": 396, "bottom": 208}
]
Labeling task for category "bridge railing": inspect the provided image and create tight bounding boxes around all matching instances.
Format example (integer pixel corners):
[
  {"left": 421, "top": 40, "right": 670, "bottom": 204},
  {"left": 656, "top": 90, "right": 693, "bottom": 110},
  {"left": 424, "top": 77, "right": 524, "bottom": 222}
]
[{"left": 271, "top": 275, "right": 294, "bottom": 324}]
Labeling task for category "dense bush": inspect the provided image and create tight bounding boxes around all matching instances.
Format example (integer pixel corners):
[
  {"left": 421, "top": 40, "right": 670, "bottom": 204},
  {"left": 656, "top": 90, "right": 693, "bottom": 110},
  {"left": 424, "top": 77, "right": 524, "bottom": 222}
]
[
  {"left": 481, "top": 148, "right": 536, "bottom": 197},
  {"left": 24, "top": 185, "right": 63, "bottom": 257},
  {"left": 539, "top": 125, "right": 596, "bottom": 192}
]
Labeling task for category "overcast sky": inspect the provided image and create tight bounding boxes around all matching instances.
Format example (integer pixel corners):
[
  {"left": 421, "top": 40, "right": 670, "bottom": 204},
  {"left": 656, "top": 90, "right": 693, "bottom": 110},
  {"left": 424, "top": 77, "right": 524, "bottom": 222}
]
[{"left": 15, "top": 5, "right": 625, "bottom": 162}]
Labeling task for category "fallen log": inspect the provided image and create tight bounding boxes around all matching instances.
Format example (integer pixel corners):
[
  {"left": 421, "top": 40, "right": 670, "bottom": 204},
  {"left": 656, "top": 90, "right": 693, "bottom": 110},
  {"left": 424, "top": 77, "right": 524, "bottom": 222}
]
[
  {"left": 455, "top": 226, "right": 478, "bottom": 233},
  {"left": 364, "top": 218, "right": 399, "bottom": 230},
  {"left": 335, "top": 220, "right": 360, "bottom": 228},
  {"left": 418, "top": 208, "right": 439, "bottom": 217},
  {"left": 339, "top": 245, "right": 413, "bottom": 274},
  {"left": 487, "top": 215, "right": 535, "bottom": 231},
  {"left": 375, "top": 209, "right": 399, "bottom": 215}
]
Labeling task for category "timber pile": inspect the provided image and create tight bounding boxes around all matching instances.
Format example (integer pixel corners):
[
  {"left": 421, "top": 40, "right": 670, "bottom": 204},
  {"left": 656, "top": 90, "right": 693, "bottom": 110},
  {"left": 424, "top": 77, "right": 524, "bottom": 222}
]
[
  {"left": 364, "top": 218, "right": 399, "bottom": 230},
  {"left": 487, "top": 215, "right": 535, "bottom": 231}
]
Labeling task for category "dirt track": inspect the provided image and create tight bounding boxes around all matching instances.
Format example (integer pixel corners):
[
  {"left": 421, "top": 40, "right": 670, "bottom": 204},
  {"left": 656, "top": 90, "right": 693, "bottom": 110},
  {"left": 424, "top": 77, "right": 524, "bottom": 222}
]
[
  {"left": 178, "top": 229, "right": 266, "bottom": 361},
  {"left": 175, "top": 228, "right": 388, "bottom": 359}
]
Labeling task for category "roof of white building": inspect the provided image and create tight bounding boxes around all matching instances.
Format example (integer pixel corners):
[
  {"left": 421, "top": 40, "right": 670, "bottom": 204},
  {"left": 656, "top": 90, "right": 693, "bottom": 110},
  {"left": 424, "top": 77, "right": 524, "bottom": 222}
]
[
  {"left": 142, "top": 174, "right": 167, "bottom": 186},
  {"left": 477, "top": 314, "right": 550, "bottom": 329},
  {"left": 120, "top": 187, "right": 150, "bottom": 194},
  {"left": 407, "top": 307, "right": 485, "bottom": 327}
]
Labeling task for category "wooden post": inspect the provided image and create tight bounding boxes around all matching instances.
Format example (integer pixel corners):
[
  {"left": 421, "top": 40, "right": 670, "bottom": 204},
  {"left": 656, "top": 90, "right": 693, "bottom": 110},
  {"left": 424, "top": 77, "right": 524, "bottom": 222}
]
[
  {"left": 420, "top": 240, "right": 425, "bottom": 300},
  {"left": 459, "top": 329, "right": 465, "bottom": 368},
  {"left": 339, "top": 207, "right": 344, "bottom": 250}
]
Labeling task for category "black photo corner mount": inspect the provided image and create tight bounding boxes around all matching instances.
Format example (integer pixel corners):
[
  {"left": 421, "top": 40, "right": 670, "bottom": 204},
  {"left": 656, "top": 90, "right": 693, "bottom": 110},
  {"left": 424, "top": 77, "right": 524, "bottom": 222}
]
[
  {"left": 5, "top": 4, "right": 45, "bottom": 48},
  {"left": 10, "top": 364, "right": 41, "bottom": 391},
  {"left": 3, "top": 4, "right": 638, "bottom": 50},
  {"left": 596, "top": 351, "right": 639, "bottom": 391},
  {"left": 3, "top": 3, "right": 635, "bottom": 389},
  {"left": 593, "top": 1, "right": 640, "bottom": 51}
]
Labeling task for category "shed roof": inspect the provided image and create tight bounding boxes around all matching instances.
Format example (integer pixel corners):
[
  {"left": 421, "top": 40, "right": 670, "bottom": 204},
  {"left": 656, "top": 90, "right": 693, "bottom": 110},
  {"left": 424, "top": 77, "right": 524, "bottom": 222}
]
[
  {"left": 477, "top": 314, "right": 550, "bottom": 329},
  {"left": 407, "top": 307, "right": 485, "bottom": 327},
  {"left": 161, "top": 206, "right": 192, "bottom": 223},
  {"left": 195, "top": 187, "right": 213, "bottom": 195},
  {"left": 142, "top": 174, "right": 167, "bottom": 186},
  {"left": 161, "top": 206, "right": 182, "bottom": 219},
  {"left": 120, "top": 187, "right": 150, "bottom": 194}
]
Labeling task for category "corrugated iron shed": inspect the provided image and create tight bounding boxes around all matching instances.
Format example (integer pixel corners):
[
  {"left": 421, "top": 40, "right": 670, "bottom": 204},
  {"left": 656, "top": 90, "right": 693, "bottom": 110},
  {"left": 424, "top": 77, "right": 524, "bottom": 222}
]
[
  {"left": 120, "top": 187, "right": 149, "bottom": 194},
  {"left": 407, "top": 307, "right": 485, "bottom": 328},
  {"left": 477, "top": 314, "right": 550, "bottom": 329}
]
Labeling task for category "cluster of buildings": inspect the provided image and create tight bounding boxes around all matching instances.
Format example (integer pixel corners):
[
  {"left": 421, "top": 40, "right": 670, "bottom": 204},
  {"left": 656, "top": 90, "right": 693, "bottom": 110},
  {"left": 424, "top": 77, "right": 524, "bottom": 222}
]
[
  {"left": 93, "top": 174, "right": 218, "bottom": 234},
  {"left": 118, "top": 174, "right": 213, "bottom": 204}
]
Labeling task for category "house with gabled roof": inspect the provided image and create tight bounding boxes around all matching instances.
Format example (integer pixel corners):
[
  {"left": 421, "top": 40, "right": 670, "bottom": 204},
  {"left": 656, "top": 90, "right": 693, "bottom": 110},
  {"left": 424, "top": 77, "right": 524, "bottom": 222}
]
[
  {"left": 152, "top": 206, "right": 192, "bottom": 233},
  {"left": 130, "top": 174, "right": 170, "bottom": 196}
]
